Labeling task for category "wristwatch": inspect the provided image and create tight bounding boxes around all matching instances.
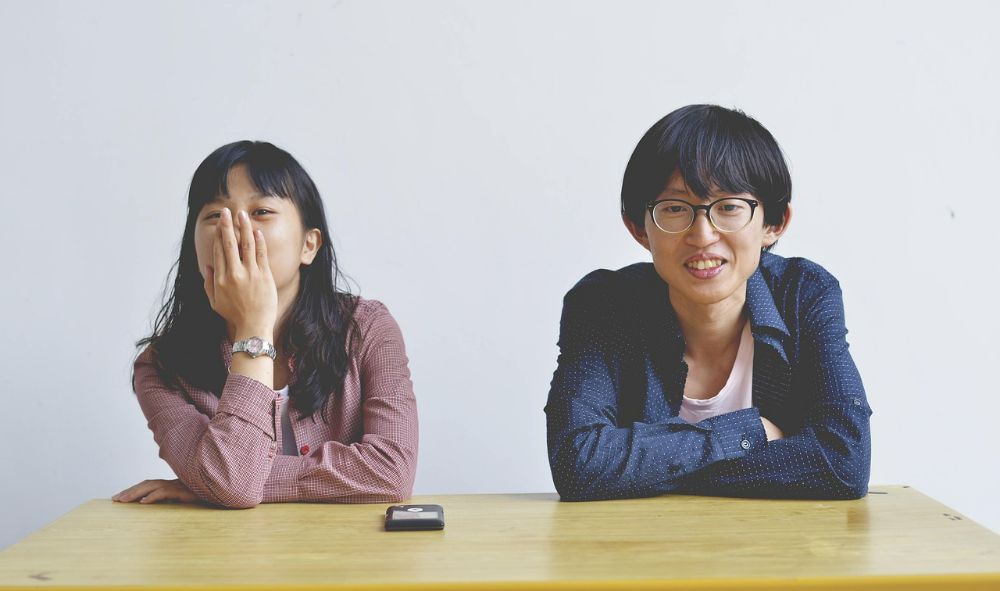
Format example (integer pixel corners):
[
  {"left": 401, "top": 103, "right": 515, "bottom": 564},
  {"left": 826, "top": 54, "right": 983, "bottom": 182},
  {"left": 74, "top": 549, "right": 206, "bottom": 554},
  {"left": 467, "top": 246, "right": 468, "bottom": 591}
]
[{"left": 232, "top": 336, "right": 277, "bottom": 360}]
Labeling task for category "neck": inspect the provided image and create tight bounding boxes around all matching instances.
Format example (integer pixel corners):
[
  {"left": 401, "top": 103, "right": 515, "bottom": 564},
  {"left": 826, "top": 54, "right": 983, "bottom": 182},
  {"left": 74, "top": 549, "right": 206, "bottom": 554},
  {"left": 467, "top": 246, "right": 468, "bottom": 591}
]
[{"left": 671, "top": 290, "right": 747, "bottom": 360}]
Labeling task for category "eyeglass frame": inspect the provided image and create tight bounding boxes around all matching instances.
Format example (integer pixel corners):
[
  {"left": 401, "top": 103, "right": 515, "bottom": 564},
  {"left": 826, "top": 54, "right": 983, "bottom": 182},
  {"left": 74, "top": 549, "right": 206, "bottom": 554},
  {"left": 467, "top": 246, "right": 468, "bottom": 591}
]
[{"left": 645, "top": 197, "right": 760, "bottom": 234}]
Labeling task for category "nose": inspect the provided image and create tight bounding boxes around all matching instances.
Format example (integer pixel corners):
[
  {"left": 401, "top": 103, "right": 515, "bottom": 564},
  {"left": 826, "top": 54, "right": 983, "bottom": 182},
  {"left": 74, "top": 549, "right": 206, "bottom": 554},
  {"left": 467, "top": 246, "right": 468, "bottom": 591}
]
[
  {"left": 685, "top": 209, "right": 719, "bottom": 247},
  {"left": 234, "top": 209, "right": 256, "bottom": 237}
]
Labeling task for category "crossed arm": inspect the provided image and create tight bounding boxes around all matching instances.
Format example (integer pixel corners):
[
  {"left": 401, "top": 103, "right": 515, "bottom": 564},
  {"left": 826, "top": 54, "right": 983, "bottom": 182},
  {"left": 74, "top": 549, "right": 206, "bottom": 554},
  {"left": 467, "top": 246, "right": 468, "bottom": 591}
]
[{"left": 545, "top": 280, "right": 871, "bottom": 501}]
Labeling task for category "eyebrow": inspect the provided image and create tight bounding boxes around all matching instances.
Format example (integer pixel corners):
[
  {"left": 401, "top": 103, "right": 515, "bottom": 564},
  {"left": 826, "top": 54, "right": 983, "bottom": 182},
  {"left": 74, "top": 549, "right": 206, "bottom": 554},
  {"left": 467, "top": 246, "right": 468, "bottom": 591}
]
[
  {"left": 208, "top": 193, "right": 279, "bottom": 204},
  {"left": 661, "top": 187, "right": 736, "bottom": 200}
]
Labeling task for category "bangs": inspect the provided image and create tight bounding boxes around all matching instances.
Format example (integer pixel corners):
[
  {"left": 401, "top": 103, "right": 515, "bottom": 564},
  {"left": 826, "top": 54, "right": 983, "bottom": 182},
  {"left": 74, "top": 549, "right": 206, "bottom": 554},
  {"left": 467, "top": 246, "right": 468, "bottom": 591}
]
[
  {"left": 673, "top": 119, "right": 765, "bottom": 200},
  {"left": 622, "top": 105, "right": 791, "bottom": 226},
  {"left": 187, "top": 141, "right": 298, "bottom": 210}
]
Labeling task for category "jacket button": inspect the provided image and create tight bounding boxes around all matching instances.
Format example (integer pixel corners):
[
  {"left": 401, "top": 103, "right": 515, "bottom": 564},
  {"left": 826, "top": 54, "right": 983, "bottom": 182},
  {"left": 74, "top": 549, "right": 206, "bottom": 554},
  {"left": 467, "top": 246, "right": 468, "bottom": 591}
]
[
  {"left": 740, "top": 439, "right": 751, "bottom": 450},
  {"left": 300, "top": 445, "right": 310, "bottom": 455}
]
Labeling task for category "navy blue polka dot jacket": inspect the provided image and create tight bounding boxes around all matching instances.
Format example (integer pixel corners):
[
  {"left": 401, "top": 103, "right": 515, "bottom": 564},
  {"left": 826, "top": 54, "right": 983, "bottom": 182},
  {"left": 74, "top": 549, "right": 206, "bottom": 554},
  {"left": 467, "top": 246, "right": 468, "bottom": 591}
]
[{"left": 545, "top": 252, "right": 872, "bottom": 501}]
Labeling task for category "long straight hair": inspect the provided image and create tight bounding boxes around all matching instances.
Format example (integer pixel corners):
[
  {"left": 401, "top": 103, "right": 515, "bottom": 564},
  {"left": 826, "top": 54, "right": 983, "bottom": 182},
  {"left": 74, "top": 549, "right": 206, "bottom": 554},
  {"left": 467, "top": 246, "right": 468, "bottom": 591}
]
[{"left": 137, "top": 141, "right": 359, "bottom": 415}]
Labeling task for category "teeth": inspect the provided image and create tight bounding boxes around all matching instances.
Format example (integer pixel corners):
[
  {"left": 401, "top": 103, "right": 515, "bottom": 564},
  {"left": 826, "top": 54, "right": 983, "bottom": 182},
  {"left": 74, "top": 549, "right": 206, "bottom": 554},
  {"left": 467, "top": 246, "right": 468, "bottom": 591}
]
[{"left": 688, "top": 259, "right": 722, "bottom": 270}]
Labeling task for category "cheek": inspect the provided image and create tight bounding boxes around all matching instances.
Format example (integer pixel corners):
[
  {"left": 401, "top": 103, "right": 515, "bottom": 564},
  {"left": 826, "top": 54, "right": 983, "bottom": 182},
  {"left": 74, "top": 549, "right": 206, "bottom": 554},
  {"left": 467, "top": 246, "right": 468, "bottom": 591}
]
[
  {"left": 646, "top": 232, "right": 679, "bottom": 259},
  {"left": 258, "top": 225, "right": 304, "bottom": 267},
  {"left": 729, "top": 234, "right": 763, "bottom": 271},
  {"left": 646, "top": 235, "right": 686, "bottom": 281},
  {"left": 193, "top": 227, "right": 214, "bottom": 276},
  {"left": 258, "top": 227, "right": 286, "bottom": 256}
]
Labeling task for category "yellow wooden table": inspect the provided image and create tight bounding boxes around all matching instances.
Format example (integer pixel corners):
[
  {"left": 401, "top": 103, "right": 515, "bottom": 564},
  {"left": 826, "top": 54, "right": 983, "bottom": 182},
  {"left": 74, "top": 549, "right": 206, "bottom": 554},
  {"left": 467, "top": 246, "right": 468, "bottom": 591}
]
[{"left": 1, "top": 486, "right": 998, "bottom": 590}]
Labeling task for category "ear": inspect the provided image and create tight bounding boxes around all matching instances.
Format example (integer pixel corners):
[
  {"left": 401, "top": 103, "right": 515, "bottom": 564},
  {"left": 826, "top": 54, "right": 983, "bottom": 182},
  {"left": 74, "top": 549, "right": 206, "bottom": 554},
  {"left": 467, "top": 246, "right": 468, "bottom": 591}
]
[
  {"left": 622, "top": 212, "right": 651, "bottom": 251},
  {"left": 300, "top": 228, "right": 322, "bottom": 265},
  {"left": 762, "top": 203, "right": 793, "bottom": 248}
]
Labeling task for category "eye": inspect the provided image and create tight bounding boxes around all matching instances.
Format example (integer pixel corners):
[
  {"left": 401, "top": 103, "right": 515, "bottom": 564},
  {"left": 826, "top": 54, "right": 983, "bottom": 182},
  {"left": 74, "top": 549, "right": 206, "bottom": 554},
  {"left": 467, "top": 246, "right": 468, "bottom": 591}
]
[
  {"left": 252, "top": 208, "right": 274, "bottom": 217},
  {"left": 715, "top": 201, "right": 747, "bottom": 215},
  {"left": 202, "top": 211, "right": 222, "bottom": 221},
  {"left": 657, "top": 203, "right": 690, "bottom": 216}
]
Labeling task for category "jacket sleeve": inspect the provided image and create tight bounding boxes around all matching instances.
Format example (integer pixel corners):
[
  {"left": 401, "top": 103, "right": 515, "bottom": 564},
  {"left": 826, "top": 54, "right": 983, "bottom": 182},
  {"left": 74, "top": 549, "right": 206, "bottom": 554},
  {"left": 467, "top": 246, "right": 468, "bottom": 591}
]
[
  {"left": 134, "top": 351, "right": 281, "bottom": 509},
  {"left": 545, "top": 279, "right": 768, "bottom": 502},
  {"left": 674, "top": 279, "right": 872, "bottom": 499},
  {"left": 261, "top": 302, "right": 419, "bottom": 504}
]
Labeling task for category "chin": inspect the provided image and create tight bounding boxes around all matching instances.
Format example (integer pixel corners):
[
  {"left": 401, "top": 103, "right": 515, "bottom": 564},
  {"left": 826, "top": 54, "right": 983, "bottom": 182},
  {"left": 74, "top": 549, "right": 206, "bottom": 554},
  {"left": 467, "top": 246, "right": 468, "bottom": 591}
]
[{"left": 679, "top": 282, "right": 742, "bottom": 305}]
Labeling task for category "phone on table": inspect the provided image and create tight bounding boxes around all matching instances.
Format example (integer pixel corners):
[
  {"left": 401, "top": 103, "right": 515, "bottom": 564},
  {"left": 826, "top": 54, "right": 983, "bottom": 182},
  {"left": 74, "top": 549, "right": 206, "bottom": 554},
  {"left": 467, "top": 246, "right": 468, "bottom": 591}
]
[{"left": 384, "top": 504, "right": 445, "bottom": 531}]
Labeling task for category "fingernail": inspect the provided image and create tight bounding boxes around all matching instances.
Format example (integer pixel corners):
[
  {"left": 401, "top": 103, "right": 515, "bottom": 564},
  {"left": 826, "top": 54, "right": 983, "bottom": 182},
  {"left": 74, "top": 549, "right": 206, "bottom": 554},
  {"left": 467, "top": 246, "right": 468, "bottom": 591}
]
[
  {"left": 223, "top": 208, "right": 231, "bottom": 218},
  {"left": 240, "top": 210, "right": 249, "bottom": 222}
]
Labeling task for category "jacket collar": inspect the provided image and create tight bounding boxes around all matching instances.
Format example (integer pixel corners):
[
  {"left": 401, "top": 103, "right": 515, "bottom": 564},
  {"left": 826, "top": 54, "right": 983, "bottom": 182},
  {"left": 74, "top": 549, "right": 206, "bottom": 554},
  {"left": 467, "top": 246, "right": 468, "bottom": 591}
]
[
  {"left": 642, "top": 268, "right": 685, "bottom": 351},
  {"left": 642, "top": 263, "right": 791, "bottom": 364},
  {"left": 745, "top": 267, "right": 791, "bottom": 352}
]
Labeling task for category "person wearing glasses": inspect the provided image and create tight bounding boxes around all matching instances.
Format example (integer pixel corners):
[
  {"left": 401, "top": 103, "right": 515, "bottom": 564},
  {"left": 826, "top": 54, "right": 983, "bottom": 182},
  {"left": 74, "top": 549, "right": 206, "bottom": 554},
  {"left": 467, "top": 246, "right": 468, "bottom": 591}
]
[
  {"left": 545, "top": 105, "right": 871, "bottom": 501},
  {"left": 114, "top": 141, "right": 417, "bottom": 507}
]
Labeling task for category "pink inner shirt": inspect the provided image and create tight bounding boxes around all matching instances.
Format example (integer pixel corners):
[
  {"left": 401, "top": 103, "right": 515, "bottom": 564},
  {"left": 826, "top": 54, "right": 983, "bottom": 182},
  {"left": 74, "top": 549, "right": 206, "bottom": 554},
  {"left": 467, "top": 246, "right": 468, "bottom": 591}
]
[{"left": 678, "top": 321, "right": 754, "bottom": 424}]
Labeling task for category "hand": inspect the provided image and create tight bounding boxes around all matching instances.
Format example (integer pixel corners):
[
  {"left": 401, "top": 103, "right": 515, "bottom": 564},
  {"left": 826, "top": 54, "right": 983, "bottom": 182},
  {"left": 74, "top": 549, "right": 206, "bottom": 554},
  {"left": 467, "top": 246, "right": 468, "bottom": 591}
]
[
  {"left": 112, "top": 479, "right": 198, "bottom": 504},
  {"left": 761, "top": 417, "right": 785, "bottom": 441},
  {"left": 204, "top": 208, "right": 278, "bottom": 337}
]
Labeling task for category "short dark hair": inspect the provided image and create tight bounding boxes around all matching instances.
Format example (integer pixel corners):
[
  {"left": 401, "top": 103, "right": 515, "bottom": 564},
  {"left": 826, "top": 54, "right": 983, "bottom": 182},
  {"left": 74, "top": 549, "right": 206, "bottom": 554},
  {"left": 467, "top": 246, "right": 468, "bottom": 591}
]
[{"left": 621, "top": 104, "right": 792, "bottom": 229}]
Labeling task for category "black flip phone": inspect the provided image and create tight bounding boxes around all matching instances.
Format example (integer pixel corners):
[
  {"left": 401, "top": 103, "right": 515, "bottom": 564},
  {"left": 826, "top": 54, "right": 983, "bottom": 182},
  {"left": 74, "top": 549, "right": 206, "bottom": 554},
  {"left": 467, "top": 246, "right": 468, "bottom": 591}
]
[{"left": 384, "top": 504, "right": 445, "bottom": 531}]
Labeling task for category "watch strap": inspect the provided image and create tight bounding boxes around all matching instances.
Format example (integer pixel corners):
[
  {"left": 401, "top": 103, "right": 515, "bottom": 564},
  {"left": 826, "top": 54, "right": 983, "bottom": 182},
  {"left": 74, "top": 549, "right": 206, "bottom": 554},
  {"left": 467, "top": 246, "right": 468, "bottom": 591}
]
[{"left": 232, "top": 336, "right": 277, "bottom": 360}]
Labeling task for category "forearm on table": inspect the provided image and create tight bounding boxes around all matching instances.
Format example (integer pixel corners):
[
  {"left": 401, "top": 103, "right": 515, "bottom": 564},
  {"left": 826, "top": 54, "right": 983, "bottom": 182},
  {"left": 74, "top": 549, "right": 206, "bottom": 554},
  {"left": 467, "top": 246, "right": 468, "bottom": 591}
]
[
  {"left": 155, "top": 373, "right": 280, "bottom": 508},
  {"left": 262, "top": 435, "right": 417, "bottom": 503},
  {"left": 548, "top": 406, "right": 768, "bottom": 501}
]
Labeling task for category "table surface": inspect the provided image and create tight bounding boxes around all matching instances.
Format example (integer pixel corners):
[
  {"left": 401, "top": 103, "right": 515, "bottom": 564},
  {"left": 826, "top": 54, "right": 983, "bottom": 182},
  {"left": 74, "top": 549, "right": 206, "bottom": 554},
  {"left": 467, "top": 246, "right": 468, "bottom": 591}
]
[{"left": 1, "top": 485, "right": 998, "bottom": 590}]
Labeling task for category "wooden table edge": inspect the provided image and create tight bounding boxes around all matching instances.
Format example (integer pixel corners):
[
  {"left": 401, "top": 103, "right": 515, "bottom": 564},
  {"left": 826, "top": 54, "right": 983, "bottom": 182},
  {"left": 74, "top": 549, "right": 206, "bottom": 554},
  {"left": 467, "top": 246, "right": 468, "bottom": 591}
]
[{"left": 3, "top": 573, "right": 1000, "bottom": 591}]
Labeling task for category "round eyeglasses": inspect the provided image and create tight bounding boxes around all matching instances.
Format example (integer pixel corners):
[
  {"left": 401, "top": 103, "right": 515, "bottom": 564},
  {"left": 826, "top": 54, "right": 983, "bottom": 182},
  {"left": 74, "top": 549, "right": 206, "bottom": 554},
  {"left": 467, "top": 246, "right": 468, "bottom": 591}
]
[{"left": 646, "top": 197, "right": 759, "bottom": 233}]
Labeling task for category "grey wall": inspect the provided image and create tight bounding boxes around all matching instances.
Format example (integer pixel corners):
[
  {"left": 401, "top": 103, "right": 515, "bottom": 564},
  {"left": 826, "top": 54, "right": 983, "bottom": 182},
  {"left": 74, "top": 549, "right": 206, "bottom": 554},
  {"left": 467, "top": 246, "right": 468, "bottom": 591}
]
[{"left": 2, "top": 0, "right": 998, "bottom": 548}]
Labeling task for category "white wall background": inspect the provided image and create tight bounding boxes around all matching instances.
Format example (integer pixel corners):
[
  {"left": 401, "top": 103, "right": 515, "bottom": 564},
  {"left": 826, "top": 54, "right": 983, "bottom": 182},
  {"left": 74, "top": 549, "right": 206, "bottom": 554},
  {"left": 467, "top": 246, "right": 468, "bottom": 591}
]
[{"left": 2, "top": 0, "right": 998, "bottom": 548}]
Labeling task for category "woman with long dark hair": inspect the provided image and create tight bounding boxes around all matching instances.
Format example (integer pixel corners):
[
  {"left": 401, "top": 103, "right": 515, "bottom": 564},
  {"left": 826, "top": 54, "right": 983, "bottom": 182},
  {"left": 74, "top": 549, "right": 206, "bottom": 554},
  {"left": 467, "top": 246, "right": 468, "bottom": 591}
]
[{"left": 114, "top": 141, "right": 417, "bottom": 508}]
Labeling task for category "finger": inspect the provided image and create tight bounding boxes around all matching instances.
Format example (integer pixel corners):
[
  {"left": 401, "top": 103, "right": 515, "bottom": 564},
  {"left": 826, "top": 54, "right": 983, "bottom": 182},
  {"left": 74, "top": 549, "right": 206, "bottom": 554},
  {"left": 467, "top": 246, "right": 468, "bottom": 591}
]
[
  {"left": 112, "top": 482, "right": 146, "bottom": 502},
  {"left": 139, "top": 487, "right": 167, "bottom": 504},
  {"left": 113, "top": 480, "right": 159, "bottom": 502},
  {"left": 255, "top": 229, "right": 269, "bottom": 274},
  {"left": 219, "top": 208, "right": 241, "bottom": 272},
  {"left": 233, "top": 207, "right": 244, "bottom": 262},
  {"left": 239, "top": 211, "right": 257, "bottom": 269},
  {"left": 213, "top": 223, "right": 226, "bottom": 279}
]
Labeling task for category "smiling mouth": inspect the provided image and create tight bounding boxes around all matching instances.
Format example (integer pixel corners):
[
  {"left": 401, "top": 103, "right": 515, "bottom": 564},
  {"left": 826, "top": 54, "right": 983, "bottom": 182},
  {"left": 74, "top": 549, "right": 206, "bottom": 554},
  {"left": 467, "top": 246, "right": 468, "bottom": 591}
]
[{"left": 684, "top": 258, "right": 726, "bottom": 270}]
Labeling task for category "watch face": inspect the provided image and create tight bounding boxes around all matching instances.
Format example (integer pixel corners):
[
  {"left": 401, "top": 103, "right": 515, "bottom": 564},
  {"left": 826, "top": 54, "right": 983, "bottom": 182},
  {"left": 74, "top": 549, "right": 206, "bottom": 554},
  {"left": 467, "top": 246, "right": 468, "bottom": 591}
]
[{"left": 245, "top": 337, "right": 264, "bottom": 355}]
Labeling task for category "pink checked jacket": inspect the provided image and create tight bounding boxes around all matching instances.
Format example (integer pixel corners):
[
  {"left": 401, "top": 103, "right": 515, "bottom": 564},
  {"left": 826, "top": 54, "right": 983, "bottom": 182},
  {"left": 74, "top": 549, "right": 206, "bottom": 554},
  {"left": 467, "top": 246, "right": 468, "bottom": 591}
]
[{"left": 133, "top": 299, "right": 418, "bottom": 508}]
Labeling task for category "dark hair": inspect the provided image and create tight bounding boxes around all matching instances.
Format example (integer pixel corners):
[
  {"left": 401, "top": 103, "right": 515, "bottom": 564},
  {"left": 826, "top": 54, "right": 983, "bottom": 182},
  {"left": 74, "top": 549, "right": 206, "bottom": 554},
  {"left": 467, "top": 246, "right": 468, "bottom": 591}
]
[
  {"left": 137, "top": 141, "right": 359, "bottom": 416},
  {"left": 621, "top": 104, "right": 792, "bottom": 233}
]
